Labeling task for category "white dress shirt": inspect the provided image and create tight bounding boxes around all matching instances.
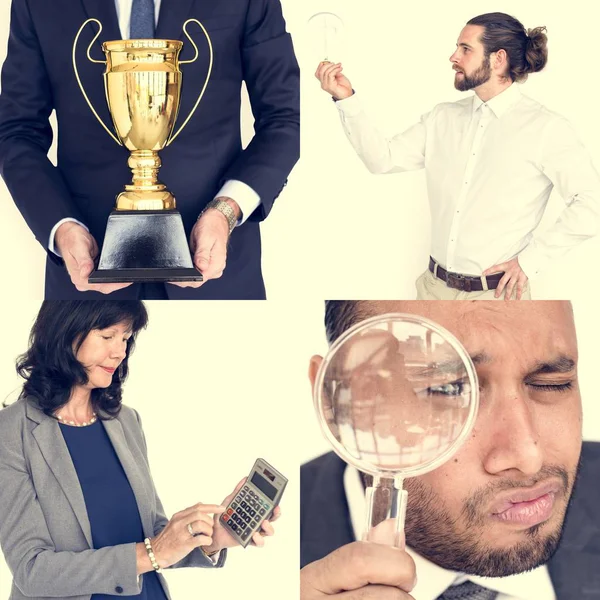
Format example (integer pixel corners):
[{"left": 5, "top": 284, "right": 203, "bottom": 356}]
[
  {"left": 343, "top": 465, "right": 556, "bottom": 600},
  {"left": 336, "top": 84, "right": 600, "bottom": 277},
  {"left": 49, "top": 0, "right": 260, "bottom": 255}
]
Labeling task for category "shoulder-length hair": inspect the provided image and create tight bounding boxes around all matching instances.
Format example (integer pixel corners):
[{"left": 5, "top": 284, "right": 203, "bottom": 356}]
[{"left": 15, "top": 301, "right": 148, "bottom": 418}]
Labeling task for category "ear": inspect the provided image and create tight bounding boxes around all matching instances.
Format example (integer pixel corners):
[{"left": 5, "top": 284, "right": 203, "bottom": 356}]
[
  {"left": 308, "top": 355, "right": 324, "bottom": 393},
  {"left": 492, "top": 48, "right": 508, "bottom": 73}
]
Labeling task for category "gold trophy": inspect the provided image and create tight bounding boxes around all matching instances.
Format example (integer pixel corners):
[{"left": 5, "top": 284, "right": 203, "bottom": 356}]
[{"left": 72, "top": 19, "right": 212, "bottom": 283}]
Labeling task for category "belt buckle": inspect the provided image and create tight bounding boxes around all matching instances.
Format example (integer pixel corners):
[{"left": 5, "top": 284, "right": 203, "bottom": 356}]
[{"left": 446, "top": 272, "right": 472, "bottom": 292}]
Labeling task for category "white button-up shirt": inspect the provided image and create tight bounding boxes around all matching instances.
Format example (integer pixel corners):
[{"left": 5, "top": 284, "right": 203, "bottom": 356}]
[
  {"left": 49, "top": 0, "right": 260, "bottom": 255},
  {"left": 343, "top": 465, "right": 556, "bottom": 600},
  {"left": 336, "top": 84, "right": 600, "bottom": 277}
]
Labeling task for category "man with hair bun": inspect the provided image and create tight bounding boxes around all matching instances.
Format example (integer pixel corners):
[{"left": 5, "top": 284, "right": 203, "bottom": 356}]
[{"left": 316, "top": 12, "right": 600, "bottom": 301}]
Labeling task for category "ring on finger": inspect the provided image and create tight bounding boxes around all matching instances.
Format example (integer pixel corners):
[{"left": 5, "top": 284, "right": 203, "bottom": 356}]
[{"left": 187, "top": 523, "right": 195, "bottom": 537}]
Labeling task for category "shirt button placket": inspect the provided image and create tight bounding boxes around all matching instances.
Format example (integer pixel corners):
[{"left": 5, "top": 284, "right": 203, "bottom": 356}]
[{"left": 450, "top": 107, "right": 489, "bottom": 269}]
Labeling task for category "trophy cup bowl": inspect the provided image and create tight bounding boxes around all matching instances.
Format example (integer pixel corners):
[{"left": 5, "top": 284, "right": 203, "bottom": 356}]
[
  {"left": 105, "top": 39, "right": 182, "bottom": 211},
  {"left": 73, "top": 19, "right": 213, "bottom": 283}
]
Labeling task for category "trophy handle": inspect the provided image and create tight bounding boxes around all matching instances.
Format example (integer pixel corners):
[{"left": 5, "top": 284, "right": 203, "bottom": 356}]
[
  {"left": 166, "top": 19, "right": 214, "bottom": 146},
  {"left": 72, "top": 18, "right": 122, "bottom": 146}
]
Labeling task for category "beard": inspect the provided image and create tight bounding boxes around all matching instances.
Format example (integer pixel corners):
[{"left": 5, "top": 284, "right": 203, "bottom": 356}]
[
  {"left": 454, "top": 55, "right": 492, "bottom": 91},
  {"left": 400, "top": 462, "right": 580, "bottom": 577}
]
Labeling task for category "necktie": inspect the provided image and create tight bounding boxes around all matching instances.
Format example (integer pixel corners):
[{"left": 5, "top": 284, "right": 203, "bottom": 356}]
[
  {"left": 437, "top": 580, "right": 498, "bottom": 600},
  {"left": 130, "top": 0, "right": 155, "bottom": 39}
]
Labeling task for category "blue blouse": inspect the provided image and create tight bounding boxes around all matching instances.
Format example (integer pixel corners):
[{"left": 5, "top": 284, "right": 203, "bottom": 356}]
[{"left": 60, "top": 420, "right": 168, "bottom": 600}]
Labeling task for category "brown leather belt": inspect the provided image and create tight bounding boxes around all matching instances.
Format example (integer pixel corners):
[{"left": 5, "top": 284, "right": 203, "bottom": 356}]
[{"left": 428, "top": 257, "right": 504, "bottom": 292}]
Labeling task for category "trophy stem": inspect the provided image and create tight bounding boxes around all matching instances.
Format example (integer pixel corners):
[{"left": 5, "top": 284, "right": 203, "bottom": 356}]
[{"left": 115, "top": 150, "right": 176, "bottom": 210}]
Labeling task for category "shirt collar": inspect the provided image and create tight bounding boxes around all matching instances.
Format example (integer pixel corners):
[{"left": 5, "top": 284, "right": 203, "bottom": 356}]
[
  {"left": 343, "top": 464, "right": 556, "bottom": 600},
  {"left": 472, "top": 83, "right": 523, "bottom": 118}
]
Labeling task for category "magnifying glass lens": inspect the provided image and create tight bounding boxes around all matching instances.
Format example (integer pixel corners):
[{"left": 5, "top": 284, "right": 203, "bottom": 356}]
[{"left": 314, "top": 314, "right": 479, "bottom": 546}]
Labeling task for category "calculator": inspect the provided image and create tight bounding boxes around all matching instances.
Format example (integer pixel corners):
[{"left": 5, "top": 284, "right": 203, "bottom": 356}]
[{"left": 220, "top": 458, "right": 287, "bottom": 548}]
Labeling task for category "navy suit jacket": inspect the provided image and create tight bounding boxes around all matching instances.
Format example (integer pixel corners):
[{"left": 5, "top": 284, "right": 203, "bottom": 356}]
[
  {"left": 301, "top": 444, "right": 600, "bottom": 600},
  {"left": 0, "top": 0, "right": 299, "bottom": 299}
]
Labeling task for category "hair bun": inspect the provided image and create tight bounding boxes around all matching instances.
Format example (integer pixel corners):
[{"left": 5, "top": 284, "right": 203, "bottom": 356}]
[{"left": 524, "top": 26, "right": 548, "bottom": 73}]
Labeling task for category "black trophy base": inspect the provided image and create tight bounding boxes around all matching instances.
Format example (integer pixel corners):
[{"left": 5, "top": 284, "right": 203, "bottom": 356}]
[{"left": 89, "top": 210, "right": 203, "bottom": 284}]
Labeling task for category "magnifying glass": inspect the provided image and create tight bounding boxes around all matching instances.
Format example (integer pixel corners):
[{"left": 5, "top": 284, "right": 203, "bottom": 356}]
[
  {"left": 307, "top": 12, "right": 344, "bottom": 63},
  {"left": 313, "top": 313, "right": 479, "bottom": 548}
]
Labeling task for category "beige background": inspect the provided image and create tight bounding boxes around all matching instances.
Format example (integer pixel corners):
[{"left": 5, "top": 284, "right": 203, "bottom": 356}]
[
  {"left": 0, "top": 301, "right": 308, "bottom": 598},
  {"left": 1, "top": 300, "right": 599, "bottom": 596},
  {"left": 298, "top": 0, "right": 600, "bottom": 300},
  {"left": 1, "top": 0, "right": 599, "bottom": 301},
  {"left": 1, "top": 0, "right": 600, "bottom": 597},
  {"left": 0, "top": 0, "right": 306, "bottom": 301}
]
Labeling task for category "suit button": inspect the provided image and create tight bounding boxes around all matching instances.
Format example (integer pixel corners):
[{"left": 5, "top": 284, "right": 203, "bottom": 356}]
[{"left": 115, "top": 586, "right": 124, "bottom": 594}]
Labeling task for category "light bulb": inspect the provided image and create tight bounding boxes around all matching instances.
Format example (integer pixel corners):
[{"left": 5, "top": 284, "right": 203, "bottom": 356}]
[{"left": 307, "top": 12, "right": 344, "bottom": 63}]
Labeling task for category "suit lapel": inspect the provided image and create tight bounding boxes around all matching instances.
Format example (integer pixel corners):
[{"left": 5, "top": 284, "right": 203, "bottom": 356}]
[
  {"left": 155, "top": 0, "right": 196, "bottom": 42},
  {"left": 28, "top": 405, "right": 94, "bottom": 547},
  {"left": 548, "top": 506, "right": 600, "bottom": 599},
  {"left": 74, "top": 0, "right": 122, "bottom": 149},
  {"left": 548, "top": 443, "right": 600, "bottom": 599},
  {"left": 103, "top": 417, "right": 155, "bottom": 538},
  {"left": 302, "top": 453, "right": 354, "bottom": 567},
  {"left": 79, "top": 0, "right": 121, "bottom": 42},
  {"left": 155, "top": 0, "right": 195, "bottom": 41}
]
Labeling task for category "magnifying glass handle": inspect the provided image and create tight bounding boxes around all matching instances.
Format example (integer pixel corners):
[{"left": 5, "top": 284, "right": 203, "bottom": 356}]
[{"left": 362, "top": 476, "right": 408, "bottom": 549}]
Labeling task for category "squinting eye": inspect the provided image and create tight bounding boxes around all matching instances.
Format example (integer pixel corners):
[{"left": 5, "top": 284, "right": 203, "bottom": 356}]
[
  {"left": 529, "top": 382, "right": 573, "bottom": 393},
  {"left": 101, "top": 336, "right": 113, "bottom": 341}
]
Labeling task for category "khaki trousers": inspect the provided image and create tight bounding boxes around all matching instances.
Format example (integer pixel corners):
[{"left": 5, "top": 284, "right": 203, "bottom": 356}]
[{"left": 415, "top": 269, "right": 531, "bottom": 300}]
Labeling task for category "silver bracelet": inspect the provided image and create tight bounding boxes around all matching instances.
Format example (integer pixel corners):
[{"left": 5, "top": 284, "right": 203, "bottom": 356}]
[
  {"left": 199, "top": 198, "right": 237, "bottom": 234},
  {"left": 144, "top": 537, "right": 161, "bottom": 572}
]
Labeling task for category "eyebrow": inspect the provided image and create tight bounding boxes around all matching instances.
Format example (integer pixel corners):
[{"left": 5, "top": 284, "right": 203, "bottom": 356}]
[
  {"left": 526, "top": 355, "right": 576, "bottom": 377},
  {"left": 101, "top": 326, "right": 133, "bottom": 335},
  {"left": 409, "top": 352, "right": 576, "bottom": 382},
  {"left": 457, "top": 42, "right": 474, "bottom": 50},
  {"left": 470, "top": 352, "right": 492, "bottom": 365},
  {"left": 410, "top": 352, "right": 491, "bottom": 377}
]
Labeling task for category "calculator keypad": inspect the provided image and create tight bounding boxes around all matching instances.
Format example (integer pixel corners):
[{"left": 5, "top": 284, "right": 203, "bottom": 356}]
[{"left": 222, "top": 485, "right": 272, "bottom": 543}]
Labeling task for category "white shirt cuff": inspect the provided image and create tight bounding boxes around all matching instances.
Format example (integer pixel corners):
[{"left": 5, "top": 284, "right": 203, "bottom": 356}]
[
  {"left": 335, "top": 92, "right": 363, "bottom": 118},
  {"left": 203, "top": 549, "right": 221, "bottom": 565},
  {"left": 215, "top": 180, "right": 260, "bottom": 225},
  {"left": 49, "top": 218, "right": 89, "bottom": 257}
]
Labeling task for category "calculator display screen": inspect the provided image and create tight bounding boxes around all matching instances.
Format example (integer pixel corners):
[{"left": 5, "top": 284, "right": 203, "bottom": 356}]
[{"left": 251, "top": 472, "right": 277, "bottom": 500}]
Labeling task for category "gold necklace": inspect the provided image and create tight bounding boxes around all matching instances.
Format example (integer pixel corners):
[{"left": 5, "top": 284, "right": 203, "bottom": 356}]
[{"left": 57, "top": 412, "right": 98, "bottom": 427}]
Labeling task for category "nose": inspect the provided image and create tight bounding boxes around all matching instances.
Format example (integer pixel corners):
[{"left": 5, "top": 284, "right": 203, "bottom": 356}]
[
  {"left": 480, "top": 386, "right": 544, "bottom": 477},
  {"left": 110, "top": 339, "right": 127, "bottom": 360},
  {"left": 449, "top": 50, "right": 459, "bottom": 63}
]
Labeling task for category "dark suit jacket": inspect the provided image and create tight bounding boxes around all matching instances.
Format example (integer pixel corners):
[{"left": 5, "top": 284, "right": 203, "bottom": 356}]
[
  {"left": 0, "top": 0, "right": 299, "bottom": 299},
  {"left": 301, "top": 444, "right": 600, "bottom": 600}
]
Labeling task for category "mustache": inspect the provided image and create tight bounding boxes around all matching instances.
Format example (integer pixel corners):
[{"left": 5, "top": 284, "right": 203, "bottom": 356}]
[{"left": 460, "top": 465, "right": 571, "bottom": 527}]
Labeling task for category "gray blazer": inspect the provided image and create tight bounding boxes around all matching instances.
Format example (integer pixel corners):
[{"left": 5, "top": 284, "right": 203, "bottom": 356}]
[{"left": 0, "top": 398, "right": 225, "bottom": 600}]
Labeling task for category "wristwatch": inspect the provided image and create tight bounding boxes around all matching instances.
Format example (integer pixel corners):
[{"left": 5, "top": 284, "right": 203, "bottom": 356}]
[{"left": 199, "top": 198, "right": 237, "bottom": 235}]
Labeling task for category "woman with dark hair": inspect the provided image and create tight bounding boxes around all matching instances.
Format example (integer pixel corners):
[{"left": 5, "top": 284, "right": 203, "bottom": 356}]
[{"left": 0, "top": 301, "right": 279, "bottom": 600}]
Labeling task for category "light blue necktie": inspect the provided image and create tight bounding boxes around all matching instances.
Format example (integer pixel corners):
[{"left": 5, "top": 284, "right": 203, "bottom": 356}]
[{"left": 130, "top": 0, "right": 155, "bottom": 39}]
